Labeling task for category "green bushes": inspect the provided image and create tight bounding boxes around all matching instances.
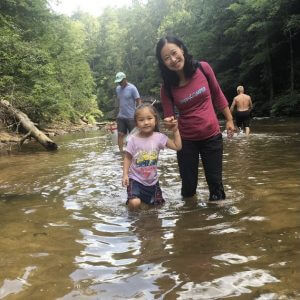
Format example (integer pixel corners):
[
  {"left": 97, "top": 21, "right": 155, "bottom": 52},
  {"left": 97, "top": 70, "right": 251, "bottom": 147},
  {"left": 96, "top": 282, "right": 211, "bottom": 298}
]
[{"left": 271, "top": 93, "right": 300, "bottom": 116}]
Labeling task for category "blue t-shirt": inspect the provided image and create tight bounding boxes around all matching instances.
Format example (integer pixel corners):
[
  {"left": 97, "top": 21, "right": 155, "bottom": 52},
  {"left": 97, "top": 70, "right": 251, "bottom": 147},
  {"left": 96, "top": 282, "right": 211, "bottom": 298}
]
[{"left": 116, "top": 83, "right": 140, "bottom": 119}]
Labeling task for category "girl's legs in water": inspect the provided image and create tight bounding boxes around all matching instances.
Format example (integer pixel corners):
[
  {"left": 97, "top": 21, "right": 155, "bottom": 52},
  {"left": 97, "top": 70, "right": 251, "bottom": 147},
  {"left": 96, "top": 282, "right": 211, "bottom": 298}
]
[{"left": 128, "top": 197, "right": 141, "bottom": 209}]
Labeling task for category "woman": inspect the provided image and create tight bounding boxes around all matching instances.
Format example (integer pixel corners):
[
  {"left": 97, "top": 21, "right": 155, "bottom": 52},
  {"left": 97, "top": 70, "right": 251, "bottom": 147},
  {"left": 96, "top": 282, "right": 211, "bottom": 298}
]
[{"left": 155, "top": 36, "right": 234, "bottom": 200}]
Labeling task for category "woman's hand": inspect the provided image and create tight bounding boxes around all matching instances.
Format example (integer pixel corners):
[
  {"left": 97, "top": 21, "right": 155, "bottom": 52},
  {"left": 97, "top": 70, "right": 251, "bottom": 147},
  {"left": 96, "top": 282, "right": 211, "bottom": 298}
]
[
  {"left": 226, "top": 119, "right": 235, "bottom": 138},
  {"left": 222, "top": 107, "right": 235, "bottom": 138}
]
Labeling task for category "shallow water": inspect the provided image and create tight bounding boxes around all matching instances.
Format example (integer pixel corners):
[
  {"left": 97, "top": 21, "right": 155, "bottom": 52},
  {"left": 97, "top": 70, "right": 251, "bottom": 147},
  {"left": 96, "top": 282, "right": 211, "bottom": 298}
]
[{"left": 0, "top": 118, "right": 300, "bottom": 299}]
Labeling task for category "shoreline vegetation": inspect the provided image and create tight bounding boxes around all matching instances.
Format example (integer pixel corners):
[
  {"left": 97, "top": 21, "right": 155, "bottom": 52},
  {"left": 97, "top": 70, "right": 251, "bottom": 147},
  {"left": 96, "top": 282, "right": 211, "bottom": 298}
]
[
  {"left": 1, "top": 0, "right": 299, "bottom": 153},
  {"left": 0, "top": 99, "right": 111, "bottom": 155}
]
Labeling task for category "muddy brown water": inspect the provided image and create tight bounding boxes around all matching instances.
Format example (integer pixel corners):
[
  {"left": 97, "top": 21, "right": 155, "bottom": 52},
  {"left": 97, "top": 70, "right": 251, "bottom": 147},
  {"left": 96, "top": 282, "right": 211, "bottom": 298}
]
[{"left": 0, "top": 118, "right": 300, "bottom": 299}]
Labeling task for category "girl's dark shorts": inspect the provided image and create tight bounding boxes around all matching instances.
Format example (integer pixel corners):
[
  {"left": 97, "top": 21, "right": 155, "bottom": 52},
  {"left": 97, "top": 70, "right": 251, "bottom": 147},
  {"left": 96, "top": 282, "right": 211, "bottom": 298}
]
[{"left": 127, "top": 178, "right": 165, "bottom": 205}]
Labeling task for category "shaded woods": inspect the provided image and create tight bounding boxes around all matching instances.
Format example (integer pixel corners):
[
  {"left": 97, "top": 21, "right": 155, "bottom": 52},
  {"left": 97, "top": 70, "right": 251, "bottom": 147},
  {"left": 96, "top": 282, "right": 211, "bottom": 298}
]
[{"left": 1, "top": 0, "right": 300, "bottom": 129}]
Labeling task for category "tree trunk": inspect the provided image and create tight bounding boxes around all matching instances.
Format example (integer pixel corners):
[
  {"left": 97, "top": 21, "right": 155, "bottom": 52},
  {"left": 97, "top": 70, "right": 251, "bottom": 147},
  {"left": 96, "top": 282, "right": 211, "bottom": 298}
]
[
  {"left": 288, "top": 28, "right": 294, "bottom": 95},
  {"left": 0, "top": 100, "right": 58, "bottom": 151},
  {"left": 265, "top": 36, "right": 274, "bottom": 109}
]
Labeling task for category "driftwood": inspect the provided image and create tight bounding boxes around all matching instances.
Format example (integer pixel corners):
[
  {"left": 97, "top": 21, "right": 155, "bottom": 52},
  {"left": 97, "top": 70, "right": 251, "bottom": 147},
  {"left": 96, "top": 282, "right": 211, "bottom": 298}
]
[{"left": 0, "top": 100, "right": 58, "bottom": 151}]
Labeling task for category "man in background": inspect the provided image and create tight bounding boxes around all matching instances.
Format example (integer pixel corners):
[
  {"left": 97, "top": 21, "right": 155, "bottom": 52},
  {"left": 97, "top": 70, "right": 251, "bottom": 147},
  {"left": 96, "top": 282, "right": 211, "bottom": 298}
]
[
  {"left": 115, "top": 72, "right": 141, "bottom": 152},
  {"left": 230, "top": 85, "right": 253, "bottom": 135}
]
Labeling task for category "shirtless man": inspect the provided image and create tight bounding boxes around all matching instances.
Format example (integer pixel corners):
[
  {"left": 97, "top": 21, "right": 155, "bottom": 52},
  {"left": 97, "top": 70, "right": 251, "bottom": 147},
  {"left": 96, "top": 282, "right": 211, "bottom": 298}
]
[{"left": 230, "top": 86, "right": 253, "bottom": 135}]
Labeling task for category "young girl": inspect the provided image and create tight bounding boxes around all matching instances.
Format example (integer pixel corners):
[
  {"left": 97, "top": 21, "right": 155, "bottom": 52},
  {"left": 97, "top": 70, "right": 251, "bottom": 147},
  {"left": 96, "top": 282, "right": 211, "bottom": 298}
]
[{"left": 122, "top": 103, "right": 182, "bottom": 209}]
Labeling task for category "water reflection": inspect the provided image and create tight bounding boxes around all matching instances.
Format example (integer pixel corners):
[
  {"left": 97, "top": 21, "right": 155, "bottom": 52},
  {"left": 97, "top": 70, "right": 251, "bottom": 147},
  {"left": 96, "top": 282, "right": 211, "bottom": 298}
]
[
  {"left": 177, "top": 269, "right": 279, "bottom": 299},
  {"left": 0, "top": 120, "right": 300, "bottom": 299}
]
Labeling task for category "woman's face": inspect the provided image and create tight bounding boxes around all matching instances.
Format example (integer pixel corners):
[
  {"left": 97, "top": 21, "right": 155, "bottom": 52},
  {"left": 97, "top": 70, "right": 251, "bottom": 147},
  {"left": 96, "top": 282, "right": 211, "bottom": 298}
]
[{"left": 160, "top": 42, "right": 185, "bottom": 72}]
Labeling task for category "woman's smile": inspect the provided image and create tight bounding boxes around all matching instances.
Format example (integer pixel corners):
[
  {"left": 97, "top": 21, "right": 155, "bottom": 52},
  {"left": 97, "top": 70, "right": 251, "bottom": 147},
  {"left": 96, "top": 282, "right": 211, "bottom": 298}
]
[{"left": 161, "top": 42, "right": 185, "bottom": 72}]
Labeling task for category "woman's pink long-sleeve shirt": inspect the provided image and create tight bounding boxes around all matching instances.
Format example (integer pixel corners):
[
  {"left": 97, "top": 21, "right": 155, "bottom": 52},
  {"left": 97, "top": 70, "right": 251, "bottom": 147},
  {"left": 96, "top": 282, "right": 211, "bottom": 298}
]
[{"left": 160, "top": 61, "right": 229, "bottom": 140}]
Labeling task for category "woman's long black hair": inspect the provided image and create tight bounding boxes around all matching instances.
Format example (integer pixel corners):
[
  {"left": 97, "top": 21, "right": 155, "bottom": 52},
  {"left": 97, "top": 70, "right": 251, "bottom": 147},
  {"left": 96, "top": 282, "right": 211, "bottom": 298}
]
[{"left": 155, "top": 36, "right": 199, "bottom": 99}]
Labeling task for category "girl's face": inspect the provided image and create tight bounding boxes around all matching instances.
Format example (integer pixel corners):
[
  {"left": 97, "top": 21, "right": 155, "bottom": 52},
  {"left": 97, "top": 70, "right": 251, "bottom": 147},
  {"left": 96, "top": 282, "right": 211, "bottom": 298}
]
[
  {"left": 160, "top": 42, "right": 185, "bottom": 72},
  {"left": 135, "top": 107, "right": 156, "bottom": 136}
]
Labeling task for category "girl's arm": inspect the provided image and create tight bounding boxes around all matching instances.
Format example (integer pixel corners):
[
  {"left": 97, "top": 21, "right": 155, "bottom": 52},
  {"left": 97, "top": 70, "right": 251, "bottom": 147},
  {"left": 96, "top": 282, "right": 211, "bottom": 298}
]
[
  {"left": 166, "top": 121, "right": 182, "bottom": 151},
  {"left": 122, "top": 152, "right": 132, "bottom": 187}
]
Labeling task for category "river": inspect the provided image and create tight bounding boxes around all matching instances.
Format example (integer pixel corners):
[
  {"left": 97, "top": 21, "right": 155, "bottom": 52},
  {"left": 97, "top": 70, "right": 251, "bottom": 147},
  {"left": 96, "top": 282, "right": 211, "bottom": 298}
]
[{"left": 0, "top": 118, "right": 300, "bottom": 299}]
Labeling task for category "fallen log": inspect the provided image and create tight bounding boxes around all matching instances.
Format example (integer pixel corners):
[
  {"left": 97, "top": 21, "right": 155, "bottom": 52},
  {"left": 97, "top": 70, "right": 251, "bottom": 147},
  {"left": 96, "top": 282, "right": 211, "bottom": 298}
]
[{"left": 0, "top": 100, "right": 58, "bottom": 151}]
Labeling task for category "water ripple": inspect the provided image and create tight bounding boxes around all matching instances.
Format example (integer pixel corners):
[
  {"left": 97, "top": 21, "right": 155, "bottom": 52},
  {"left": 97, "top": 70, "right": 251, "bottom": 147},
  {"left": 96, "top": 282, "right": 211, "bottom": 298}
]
[
  {"left": 177, "top": 269, "right": 279, "bottom": 299},
  {"left": 213, "top": 253, "right": 258, "bottom": 264}
]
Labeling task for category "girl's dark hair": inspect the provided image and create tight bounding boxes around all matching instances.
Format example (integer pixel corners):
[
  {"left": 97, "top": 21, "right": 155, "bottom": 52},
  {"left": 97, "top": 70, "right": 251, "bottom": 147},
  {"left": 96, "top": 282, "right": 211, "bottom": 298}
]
[
  {"left": 134, "top": 102, "right": 160, "bottom": 132},
  {"left": 155, "top": 36, "right": 199, "bottom": 97}
]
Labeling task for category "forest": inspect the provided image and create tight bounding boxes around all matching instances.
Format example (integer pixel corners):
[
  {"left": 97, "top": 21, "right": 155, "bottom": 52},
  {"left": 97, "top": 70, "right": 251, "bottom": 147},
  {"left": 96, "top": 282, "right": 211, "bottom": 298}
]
[{"left": 1, "top": 0, "right": 300, "bottom": 126}]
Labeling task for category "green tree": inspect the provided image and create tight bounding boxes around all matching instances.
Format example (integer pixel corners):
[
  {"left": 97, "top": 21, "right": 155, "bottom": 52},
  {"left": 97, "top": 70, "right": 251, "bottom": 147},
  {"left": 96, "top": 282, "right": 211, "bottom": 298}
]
[{"left": 0, "top": 0, "right": 100, "bottom": 123}]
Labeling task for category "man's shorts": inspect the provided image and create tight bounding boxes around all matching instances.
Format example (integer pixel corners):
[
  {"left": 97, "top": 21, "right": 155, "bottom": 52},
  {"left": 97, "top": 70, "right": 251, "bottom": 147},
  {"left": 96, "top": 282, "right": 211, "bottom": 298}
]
[
  {"left": 127, "top": 178, "right": 165, "bottom": 205},
  {"left": 235, "top": 110, "right": 251, "bottom": 128},
  {"left": 117, "top": 118, "right": 135, "bottom": 135}
]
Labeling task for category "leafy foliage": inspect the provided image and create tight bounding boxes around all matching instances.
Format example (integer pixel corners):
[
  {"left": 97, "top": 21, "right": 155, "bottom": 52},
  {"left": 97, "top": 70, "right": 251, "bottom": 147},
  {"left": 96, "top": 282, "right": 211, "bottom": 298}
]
[
  {"left": 271, "top": 93, "right": 300, "bottom": 116},
  {"left": 0, "top": 0, "right": 100, "bottom": 124},
  {"left": 0, "top": 0, "right": 299, "bottom": 124}
]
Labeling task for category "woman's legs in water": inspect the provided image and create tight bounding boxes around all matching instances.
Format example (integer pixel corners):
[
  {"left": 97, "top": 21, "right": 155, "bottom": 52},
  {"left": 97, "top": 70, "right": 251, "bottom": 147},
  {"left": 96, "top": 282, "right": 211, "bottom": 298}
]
[
  {"left": 177, "top": 140, "right": 200, "bottom": 197},
  {"left": 177, "top": 135, "right": 225, "bottom": 200},
  {"left": 200, "top": 134, "right": 225, "bottom": 200}
]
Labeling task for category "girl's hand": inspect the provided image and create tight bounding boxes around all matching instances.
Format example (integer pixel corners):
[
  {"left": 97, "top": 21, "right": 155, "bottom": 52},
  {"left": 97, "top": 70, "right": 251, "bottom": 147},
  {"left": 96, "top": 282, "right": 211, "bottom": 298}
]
[{"left": 122, "top": 175, "right": 129, "bottom": 187}]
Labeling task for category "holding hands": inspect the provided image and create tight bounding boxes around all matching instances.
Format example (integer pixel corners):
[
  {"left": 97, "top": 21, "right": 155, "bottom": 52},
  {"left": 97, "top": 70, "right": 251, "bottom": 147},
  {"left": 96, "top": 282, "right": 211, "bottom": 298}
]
[
  {"left": 163, "top": 116, "right": 179, "bottom": 133},
  {"left": 164, "top": 117, "right": 182, "bottom": 151}
]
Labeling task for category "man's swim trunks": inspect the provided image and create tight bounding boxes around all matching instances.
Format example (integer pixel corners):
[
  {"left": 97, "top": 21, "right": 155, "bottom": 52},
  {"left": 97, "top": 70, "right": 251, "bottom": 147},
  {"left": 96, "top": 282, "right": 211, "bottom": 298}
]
[{"left": 235, "top": 110, "right": 251, "bottom": 128}]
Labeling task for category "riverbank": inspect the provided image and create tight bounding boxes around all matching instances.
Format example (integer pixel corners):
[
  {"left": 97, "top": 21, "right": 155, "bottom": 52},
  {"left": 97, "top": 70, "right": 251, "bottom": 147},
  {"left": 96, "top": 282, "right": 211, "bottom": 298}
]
[{"left": 0, "top": 120, "right": 103, "bottom": 154}]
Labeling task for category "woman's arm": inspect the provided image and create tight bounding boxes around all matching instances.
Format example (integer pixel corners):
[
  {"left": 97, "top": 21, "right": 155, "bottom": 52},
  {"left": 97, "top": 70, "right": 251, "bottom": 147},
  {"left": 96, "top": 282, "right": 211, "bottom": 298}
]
[
  {"left": 122, "top": 152, "right": 132, "bottom": 187},
  {"left": 160, "top": 85, "right": 175, "bottom": 118},
  {"left": 201, "top": 62, "right": 228, "bottom": 111}
]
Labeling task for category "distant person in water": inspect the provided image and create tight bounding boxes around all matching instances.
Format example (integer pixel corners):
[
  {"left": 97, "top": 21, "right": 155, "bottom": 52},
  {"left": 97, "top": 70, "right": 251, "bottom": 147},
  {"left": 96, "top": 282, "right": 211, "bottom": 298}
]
[
  {"left": 230, "top": 86, "right": 253, "bottom": 135},
  {"left": 122, "top": 103, "right": 182, "bottom": 209},
  {"left": 115, "top": 72, "right": 141, "bottom": 152}
]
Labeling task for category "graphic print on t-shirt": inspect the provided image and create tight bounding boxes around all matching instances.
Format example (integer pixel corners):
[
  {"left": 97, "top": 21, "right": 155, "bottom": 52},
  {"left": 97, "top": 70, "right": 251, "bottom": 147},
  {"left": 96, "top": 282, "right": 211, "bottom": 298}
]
[
  {"left": 135, "top": 150, "right": 158, "bottom": 178},
  {"left": 179, "top": 86, "right": 206, "bottom": 105}
]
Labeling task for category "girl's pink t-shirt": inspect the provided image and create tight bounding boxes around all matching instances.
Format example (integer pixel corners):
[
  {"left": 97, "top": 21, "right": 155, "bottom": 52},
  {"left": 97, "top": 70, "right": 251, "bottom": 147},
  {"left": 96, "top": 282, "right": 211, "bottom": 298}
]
[
  {"left": 125, "top": 132, "right": 168, "bottom": 186},
  {"left": 160, "top": 61, "right": 228, "bottom": 140}
]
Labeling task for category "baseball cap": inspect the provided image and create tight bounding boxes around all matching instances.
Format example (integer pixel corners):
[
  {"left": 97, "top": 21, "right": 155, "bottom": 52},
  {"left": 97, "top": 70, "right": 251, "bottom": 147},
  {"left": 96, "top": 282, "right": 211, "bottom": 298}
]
[{"left": 114, "top": 72, "right": 126, "bottom": 83}]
